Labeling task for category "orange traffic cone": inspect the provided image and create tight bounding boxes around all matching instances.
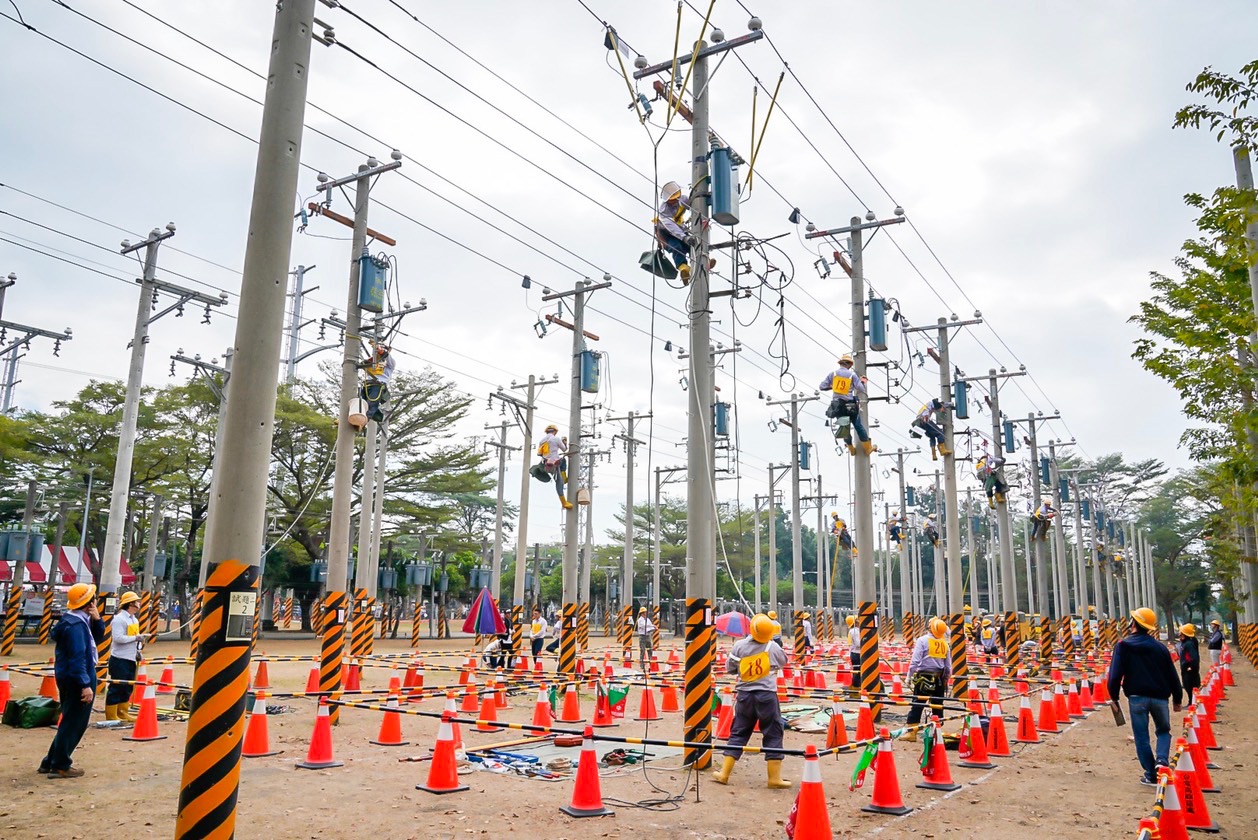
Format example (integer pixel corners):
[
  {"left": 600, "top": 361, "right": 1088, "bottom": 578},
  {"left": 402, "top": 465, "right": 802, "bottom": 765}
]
[
  {"left": 1014, "top": 694, "right": 1040, "bottom": 743},
  {"left": 0, "top": 666, "right": 10, "bottom": 709},
  {"left": 714, "top": 687, "right": 734, "bottom": 739},
  {"left": 1194, "top": 704, "right": 1219, "bottom": 750},
  {"left": 129, "top": 662, "right": 148, "bottom": 707},
  {"left": 660, "top": 680, "right": 680, "bottom": 713},
  {"left": 458, "top": 658, "right": 472, "bottom": 686},
  {"left": 560, "top": 726, "right": 614, "bottom": 818},
  {"left": 343, "top": 659, "right": 361, "bottom": 692},
  {"left": 825, "top": 695, "right": 848, "bottom": 751},
  {"left": 890, "top": 674, "right": 904, "bottom": 700},
  {"left": 1052, "top": 682, "right": 1070, "bottom": 725},
  {"left": 558, "top": 682, "right": 584, "bottom": 723},
  {"left": 156, "top": 657, "right": 176, "bottom": 695},
  {"left": 917, "top": 719, "right": 961, "bottom": 791},
  {"left": 371, "top": 690, "right": 411, "bottom": 745},
  {"left": 635, "top": 681, "right": 661, "bottom": 721},
  {"left": 861, "top": 729, "right": 913, "bottom": 816},
  {"left": 855, "top": 697, "right": 875, "bottom": 743},
  {"left": 460, "top": 679, "right": 479, "bottom": 713},
  {"left": 1184, "top": 723, "right": 1218, "bottom": 793},
  {"left": 532, "top": 683, "right": 554, "bottom": 730},
  {"left": 122, "top": 682, "right": 166, "bottom": 743},
  {"left": 591, "top": 682, "right": 616, "bottom": 728},
  {"left": 38, "top": 661, "right": 57, "bottom": 700},
  {"left": 959, "top": 714, "right": 995, "bottom": 769},
  {"left": 1066, "top": 681, "right": 1083, "bottom": 718},
  {"left": 1157, "top": 767, "right": 1190, "bottom": 840},
  {"left": 475, "top": 689, "right": 503, "bottom": 733},
  {"left": 253, "top": 655, "right": 271, "bottom": 690},
  {"left": 1036, "top": 688, "right": 1059, "bottom": 734},
  {"left": 296, "top": 699, "right": 344, "bottom": 769},
  {"left": 1173, "top": 741, "right": 1219, "bottom": 832},
  {"left": 1222, "top": 660, "right": 1235, "bottom": 687},
  {"left": 986, "top": 701, "right": 1013, "bottom": 756},
  {"left": 1092, "top": 670, "right": 1110, "bottom": 703},
  {"left": 242, "top": 693, "right": 281, "bottom": 757},
  {"left": 304, "top": 660, "right": 320, "bottom": 694},
  {"left": 443, "top": 692, "right": 464, "bottom": 751},
  {"left": 967, "top": 686, "right": 983, "bottom": 715},
  {"left": 1079, "top": 677, "right": 1095, "bottom": 711},
  {"left": 407, "top": 662, "right": 426, "bottom": 702},
  {"left": 786, "top": 745, "right": 832, "bottom": 840},
  {"left": 417, "top": 711, "right": 468, "bottom": 794}
]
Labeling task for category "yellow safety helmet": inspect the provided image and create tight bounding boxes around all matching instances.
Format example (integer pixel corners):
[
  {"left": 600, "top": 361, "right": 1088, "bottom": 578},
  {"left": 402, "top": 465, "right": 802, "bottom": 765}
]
[
  {"left": 544, "top": 424, "right": 558, "bottom": 434},
  {"left": 929, "top": 617, "right": 948, "bottom": 638},
  {"left": 1209, "top": 619, "right": 1221, "bottom": 627},
  {"left": 799, "top": 612, "right": 810, "bottom": 620},
  {"left": 639, "top": 607, "right": 648, "bottom": 615},
  {"left": 67, "top": 583, "right": 96, "bottom": 610},
  {"left": 831, "top": 511, "right": 839, "bottom": 519},
  {"left": 845, "top": 615, "right": 856, "bottom": 627},
  {"left": 119, "top": 591, "right": 141, "bottom": 608},
  {"left": 660, "top": 181, "right": 682, "bottom": 202},
  {"left": 838, "top": 354, "right": 854, "bottom": 366},
  {"left": 767, "top": 610, "right": 777, "bottom": 621},
  {"left": 1130, "top": 607, "right": 1157, "bottom": 632},
  {"left": 981, "top": 619, "right": 992, "bottom": 627},
  {"left": 1179, "top": 623, "right": 1196, "bottom": 638},
  {"left": 963, "top": 604, "right": 972, "bottom": 613}
]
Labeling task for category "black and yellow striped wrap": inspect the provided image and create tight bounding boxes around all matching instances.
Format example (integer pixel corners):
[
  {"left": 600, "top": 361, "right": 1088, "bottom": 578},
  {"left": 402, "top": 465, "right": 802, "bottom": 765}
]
[
  {"left": 1004, "top": 611, "right": 1021, "bottom": 675},
  {"left": 1083, "top": 608, "right": 1094, "bottom": 651},
  {"left": 283, "top": 596, "right": 293, "bottom": 629},
  {"left": 558, "top": 602, "right": 578, "bottom": 675},
  {"left": 510, "top": 605, "right": 524, "bottom": 662},
  {"left": 857, "top": 600, "right": 883, "bottom": 721},
  {"left": 96, "top": 593, "right": 116, "bottom": 683},
  {"left": 38, "top": 589, "right": 54, "bottom": 645},
  {"left": 174, "top": 559, "right": 258, "bottom": 840},
  {"left": 949, "top": 613, "right": 968, "bottom": 700},
  {"left": 319, "top": 590, "right": 347, "bottom": 725},
  {"left": 437, "top": 604, "right": 449, "bottom": 639},
  {"left": 651, "top": 605, "right": 661, "bottom": 650},
  {"left": 350, "top": 588, "right": 372, "bottom": 659},
  {"left": 618, "top": 604, "right": 633, "bottom": 657},
  {"left": 903, "top": 611, "right": 914, "bottom": 643},
  {"left": 1039, "top": 615, "right": 1052, "bottom": 666},
  {"left": 602, "top": 607, "right": 611, "bottom": 640},
  {"left": 1241, "top": 623, "right": 1257, "bottom": 667},
  {"left": 793, "top": 609, "right": 806, "bottom": 657},
  {"left": 683, "top": 597, "right": 714, "bottom": 769},
  {"left": 1060, "top": 615, "right": 1074, "bottom": 660},
  {"left": 411, "top": 599, "right": 423, "bottom": 649},
  {"left": 578, "top": 602, "right": 590, "bottom": 651},
  {"left": 139, "top": 591, "right": 154, "bottom": 641},
  {"left": 189, "top": 590, "right": 204, "bottom": 662},
  {"left": 251, "top": 597, "right": 260, "bottom": 647},
  {"left": 0, "top": 586, "right": 20, "bottom": 655}
]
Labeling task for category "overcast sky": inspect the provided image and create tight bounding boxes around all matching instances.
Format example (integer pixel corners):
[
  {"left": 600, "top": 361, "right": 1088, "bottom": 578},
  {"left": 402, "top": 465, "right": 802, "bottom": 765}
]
[{"left": 1, "top": 1, "right": 1250, "bottom": 547}]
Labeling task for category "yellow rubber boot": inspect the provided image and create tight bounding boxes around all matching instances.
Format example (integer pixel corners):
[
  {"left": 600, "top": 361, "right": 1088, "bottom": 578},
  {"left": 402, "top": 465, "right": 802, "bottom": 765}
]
[
  {"left": 117, "top": 703, "right": 136, "bottom": 723},
  {"left": 938, "top": 443, "right": 953, "bottom": 457},
  {"left": 862, "top": 440, "right": 876, "bottom": 455},
  {"left": 561, "top": 497, "right": 574, "bottom": 511},
  {"left": 712, "top": 755, "right": 736, "bottom": 785},
  {"left": 104, "top": 703, "right": 119, "bottom": 722},
  {"left": 766, "top": 759, "right": 792, "bottom": 789}
]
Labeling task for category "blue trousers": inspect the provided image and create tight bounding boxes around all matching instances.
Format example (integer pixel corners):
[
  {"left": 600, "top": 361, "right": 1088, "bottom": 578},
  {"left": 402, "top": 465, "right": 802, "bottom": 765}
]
[
  {"left": 43, "top": 677, "right": 95, "bottom": 772},
  {"left": 1128, "top": 695, "right": 1171, "bottom": 780},
  {"left": 723, "top": 690, "right": 784, "bottom": 761},
  {"left": 916, "top": 419, "right": 944, "bottom": 446},
  {"left": 828, "top": 399, "right": 869, "bottom": 442},
  {"left": 658, "top": 231, "right": 689, "bottom": 272}
]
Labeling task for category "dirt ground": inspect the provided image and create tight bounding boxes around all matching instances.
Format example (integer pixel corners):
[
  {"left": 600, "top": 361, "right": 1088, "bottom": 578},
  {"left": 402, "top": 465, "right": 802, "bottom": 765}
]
[{"left": 2, "top": 633, "right": 1255, "bottom": 839}]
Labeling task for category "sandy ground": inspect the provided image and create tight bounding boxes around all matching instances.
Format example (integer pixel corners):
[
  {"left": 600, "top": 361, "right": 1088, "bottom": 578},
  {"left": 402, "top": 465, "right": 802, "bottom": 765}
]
[{"left": 2, "top": 633, "right": 1255, "bottom": 839}]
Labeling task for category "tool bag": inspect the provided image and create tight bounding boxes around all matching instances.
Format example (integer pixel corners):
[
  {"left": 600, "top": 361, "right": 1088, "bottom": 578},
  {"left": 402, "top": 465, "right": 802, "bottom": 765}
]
[
  {"left": 529, "top": 463, "right": 553, "bottom": 483},
  {"left": 2, "top": 696, "right": 61, "bottom": 728}
]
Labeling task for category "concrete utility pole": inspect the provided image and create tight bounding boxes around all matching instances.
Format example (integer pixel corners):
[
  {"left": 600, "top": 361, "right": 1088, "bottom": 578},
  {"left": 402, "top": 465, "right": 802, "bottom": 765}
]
[
  {"left": 767, "top": 464, "right": 790, "bottom": 615},
  {"left": 318, "top": 152, "right": 402, "bottom": 706},
  {"left": 0, "top": 480, "right": 38, "bottom": 655},
  {"left": 0, "top": 273, "right": 73, "bottom": 411},
  {"left": 766, "top": 392, "right": 818, "bottom": 639},
  {"left": 1047, "top": 441, "right": 1071, "bottom": 617},
  {"left": 483, "top": 420, "right": 518, "bottom": 601},
  {"left": 541, "top": 278, "right": 610, "bottom": 673},
  {"left": 140, "top": 494, "right": 164, "bottom": 593},
  {"left": 284, "top": 264, "right": 317, "bottom": 385},
  {"left": 101, "top": 227, "right": 225, "bottom": 602},
  {"left": 175, "top": 3, "right": 316, "bottom": 837},
  {"left": 879, "top": 448, "right": 915, "bottom": 629},
  {"left": 1230, "top": 148, "right": 1258, "bottom": 622},
  {"left": 753, "top": 494, "right": 765, "bottom": 613},
  {"left": 608, "top": 410, "right": 649, "bottom": 654}
]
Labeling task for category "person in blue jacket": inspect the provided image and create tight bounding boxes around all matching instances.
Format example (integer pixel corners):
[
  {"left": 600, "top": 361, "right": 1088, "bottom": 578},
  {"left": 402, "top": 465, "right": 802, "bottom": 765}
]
[
  {"left": 40, "top": 583, "right": 104, "bottom": 778},
  {"left": 1107, "top": 607, "right": 1182, "bottom": 787}
]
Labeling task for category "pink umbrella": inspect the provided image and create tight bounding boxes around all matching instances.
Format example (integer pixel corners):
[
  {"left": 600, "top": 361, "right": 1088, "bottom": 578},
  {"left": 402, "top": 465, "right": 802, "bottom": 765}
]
[{"left": 714, "top": 611, "right": 751, "bottom": 638}]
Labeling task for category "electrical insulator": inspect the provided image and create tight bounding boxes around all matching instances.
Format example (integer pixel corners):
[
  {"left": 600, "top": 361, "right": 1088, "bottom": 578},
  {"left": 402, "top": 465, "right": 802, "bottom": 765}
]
[
  {"left": 867, "top": 298, "right": 887, "bottom": 351},
  {"left": 953, "top": 379, "right": 968, "bottom": 419},
  {"left": 711, "top": 146, "right": 739, "bottom": 225}
]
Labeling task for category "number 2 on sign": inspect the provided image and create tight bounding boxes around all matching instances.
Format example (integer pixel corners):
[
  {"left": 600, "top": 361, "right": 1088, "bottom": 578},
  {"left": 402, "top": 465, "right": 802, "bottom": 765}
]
[
  {"left": 739, "top": 651, "right": 770, "bottom": 682},
  {"left": 927, "top": 638, "right": 948, "bottom": 659}
]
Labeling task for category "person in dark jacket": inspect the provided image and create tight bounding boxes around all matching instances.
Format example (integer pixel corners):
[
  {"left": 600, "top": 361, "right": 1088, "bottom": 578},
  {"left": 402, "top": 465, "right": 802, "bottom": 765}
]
[
  {"left": 1177, "top": 624, "right": 1201, "bottom": 697},
  {"left": 1108, "top": 607, "right": 1182, "bottom": 787},
  {"left": 1206, "top": 619, "right": 1224, "bottom": 666},
  {"left": 40, "top": 583, "right": 104, "bottom": 778}
]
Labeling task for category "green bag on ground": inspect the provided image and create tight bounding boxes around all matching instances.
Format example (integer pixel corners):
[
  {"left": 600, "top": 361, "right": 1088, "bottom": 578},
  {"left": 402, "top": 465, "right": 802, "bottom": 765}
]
[{"left": 2, "top": 696, "right": 61, "bottom": 728}]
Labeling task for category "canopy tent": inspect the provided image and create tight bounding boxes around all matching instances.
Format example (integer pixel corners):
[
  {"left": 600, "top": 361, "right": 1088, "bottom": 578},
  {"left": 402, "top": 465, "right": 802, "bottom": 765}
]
[{"left": 0, "top": 546, "right": 134, "bottom": 585}]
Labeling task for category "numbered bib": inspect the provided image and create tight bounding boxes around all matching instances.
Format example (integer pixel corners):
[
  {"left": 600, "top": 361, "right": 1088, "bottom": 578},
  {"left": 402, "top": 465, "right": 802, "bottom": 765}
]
[
  {"left": 981, "top": 629, "right": 993, "bottom": 642},
  {"left": 927, "top": 638, "right": 948, "bottom": 659},
  {"left": 832, "top": 376, "right": 853, "bottom": 396},
  {"left": 738, "top": 651, "right": 771, "bottom": 682},
  {"left": 531, "top": 622, "right": 542, "bottom": 635}
]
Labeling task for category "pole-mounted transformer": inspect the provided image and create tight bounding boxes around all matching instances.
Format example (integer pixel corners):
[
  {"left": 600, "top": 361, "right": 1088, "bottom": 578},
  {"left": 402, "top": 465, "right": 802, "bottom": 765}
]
[
  {"left": 952, "top": 379, "right": 968, "bottom": 419},
  {"left": 1003, "top": 420, "right": 1016, "bottom": 453},
  {"left": 710, "top": 146, "right": 739, "bottom": 225},
  {"left": 358, "top": 247, "right": 389, "bottom": 313},
  {"left": 1038, "top": 457, "right": 1050, "bottom": 487},
  {"left": 867, "top": 298, "right": 887, "bottom": 352}
]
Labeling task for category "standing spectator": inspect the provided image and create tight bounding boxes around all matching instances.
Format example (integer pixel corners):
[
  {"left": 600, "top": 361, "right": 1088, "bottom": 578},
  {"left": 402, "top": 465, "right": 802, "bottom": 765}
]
[
  {"left": 800, "top": 612, "right": 816, "bottom": 654},
  {"left": 711, "top": 614, "right": 791, "bottom": 789},
  {"left": 1206, "top": 619, "right": 1224, "bottom": 666},
  {"left": 846, "top": 615, "right": 860, "bottom": 669},
  {"left": 1108, "top": 607, "right": 1183, "bottom": 786},
  {"left": 1177, "top": 624, "right": 1201, "bottom": 698},
  {"left": 902, "top": 617, "right": 952, "bottom": 741},
  {"left": 635, "top": 607, "right": 655, "bottom": 667},
  {"left": 106, "top": 592, "right": 153, "bottom": 722},
  {"left": 528, "top": 607, "right": 548, "bottom": 667},
  {"left": 40, "top": 583, "right": 104, "bottom": 778}
]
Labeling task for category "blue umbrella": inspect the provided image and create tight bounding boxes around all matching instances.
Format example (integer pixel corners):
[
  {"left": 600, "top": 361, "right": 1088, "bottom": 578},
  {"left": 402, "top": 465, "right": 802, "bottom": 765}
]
[
  {"left": 715, "top": 611, "right": 750, "bottom": 638},
  {"left": 461, "top": 586, "right": 506, "bottom": 635}
]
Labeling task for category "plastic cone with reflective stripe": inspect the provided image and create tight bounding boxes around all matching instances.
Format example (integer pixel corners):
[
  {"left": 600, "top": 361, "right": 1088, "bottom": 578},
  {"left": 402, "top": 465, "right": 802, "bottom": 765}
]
[
  {"left": 408, "top": 663, "right": 426, "bottom": 702},
  {"left": 959, "top": 714, "right": 995, "bottom": 769},
  {"left": 296, "top": 699, "right": 343, "bottom": 769},
  {"left": 532, "top": 683, "right": 554, "bottom": 729},
  {"left": 855, "top": 697, "right": 876, "bottom": 743},
  {"left": 917, "top": 719, "right": 961, "bottom": 791},
  {"left": 1222, "top": 660, "right": 1235, "bottom": 687},
  {"left": 130, "top": 663, "right": 148, "bottom": 706},
  {"left": 634, "top": 680, "right": 661, "bottom": 721},
  {"left": 660, "top": 680, "right": 680, "bottom": 713},
  {"left": 1092, "top": 669, "right": 1110, "bottom": 703},
  {"left": 1036, "top": 688, "right": 1059, "bottom": 733},
  {"left": 1079, "top": 676, "right": 1094, "bottom": 711},
  {"left": 559, "top": 682, "right": 584, "bottom": 723},
  {"left": 1173, "top": 739, "right": 1220, "bottom": 833},
  {"left": 475, "top": 687, "right": 504, "bottom": 733},
  {"left": 714, "top": 686, "right": 734, "bottom": 739},
  {"left": 786, "top": 745, "right": 832, "bottom": 840},
  {"left": 1157, "top": 767, "right": 1190, "bottom": 840},
  {"left": 122, "top": 682, "right": 166, "bottom": 742},
  {"left": 417, "top": 712, "right": 469, "bottom": 795},
  {"left": 0, "top": 666, "right": 10, "bottom": 709},
  {"left": 242, "top": 693, "right": 281, "bottom": 757},
  {"left": 344, "top": 659, "right": 361, "bottom": 692},
  {"left": 1195, "top": 703, "right": 1219, "bottom": 750},
  {"left": 1185, "top": 722, "right": 1219, "bottom": 792},
  {"left": 304, "top": 661, "right": 320, "bottom": 694},
  {"left": 156, "top": 657, "right": 176, "bottom": 695},
  {"left": 1015, "top": 693, "right": 1041, "bottom": 743},
  {"left": 560, "top": 726, "right": 614, "bottom": 818},
  {"left": 590, "top": 681, "right": 616, "bottom": 728},
  {"left": 38, "top": 660, "right": 56, "bottom": 700},
  {"left": 1052, "top": 682, "right": 1071, "bottom": 724},
  {"left": 253, "top": 655, "right": 271, "bottom": 690},
  {"left": 1066, "top": 680, "right": 1084, "bottom": 717},
  {"left": 825, "top": 695, "right": 848, "bottom": 751},
  {"left": 371, "top": 690, "right": 411, "bottom": 745},
  {"left": 861, "top": 729, "right": 913, "bottom": 815},
  {"left": 986, "top": 701, "right": 1013, "bottom": 756},
  {"left": 460, "top": 679, "right": 479, "bottom": 713},
  {"left": 444, "top": 692, "right": 464, "bottom": 751}
]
